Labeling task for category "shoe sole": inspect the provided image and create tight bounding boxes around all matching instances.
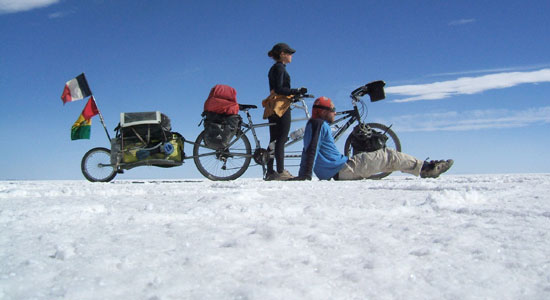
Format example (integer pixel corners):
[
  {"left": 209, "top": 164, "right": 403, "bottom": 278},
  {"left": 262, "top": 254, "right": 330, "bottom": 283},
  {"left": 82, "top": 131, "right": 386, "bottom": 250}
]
[{"left": 421, "top": 159, "right": 454, "bottom": 178}]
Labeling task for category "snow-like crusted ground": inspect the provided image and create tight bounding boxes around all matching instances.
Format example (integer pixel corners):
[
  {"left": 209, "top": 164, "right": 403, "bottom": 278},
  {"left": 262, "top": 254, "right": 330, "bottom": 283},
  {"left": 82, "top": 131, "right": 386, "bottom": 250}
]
[{"left": 1, "top": 174, "right": 550, "bottom": 300}]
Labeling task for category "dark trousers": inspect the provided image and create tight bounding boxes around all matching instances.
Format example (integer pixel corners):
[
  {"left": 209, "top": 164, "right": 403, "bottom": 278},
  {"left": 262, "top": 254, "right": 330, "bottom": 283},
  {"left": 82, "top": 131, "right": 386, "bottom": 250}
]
[{"left": 267, "top": 109, "right": 291, "bottom": 173}]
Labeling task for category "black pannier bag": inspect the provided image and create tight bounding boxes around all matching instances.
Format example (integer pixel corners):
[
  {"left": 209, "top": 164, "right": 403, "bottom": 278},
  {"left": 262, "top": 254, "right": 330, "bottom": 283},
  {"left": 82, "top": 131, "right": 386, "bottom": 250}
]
[
  {"left": 349, "top": 123, "right": 388, "bottom": 155},
  {"left": 202, "top": 111, "right": 241, "bottom": 149}
]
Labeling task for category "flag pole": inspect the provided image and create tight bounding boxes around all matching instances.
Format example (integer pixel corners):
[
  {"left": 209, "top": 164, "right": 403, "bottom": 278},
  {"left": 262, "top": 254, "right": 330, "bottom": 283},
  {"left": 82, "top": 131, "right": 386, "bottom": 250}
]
[
  {"left": 91, "top": 96, "right": 112, "bottom": 142},
  {"left": 81, "top": 73, "right": 111, "bottom": 142}
]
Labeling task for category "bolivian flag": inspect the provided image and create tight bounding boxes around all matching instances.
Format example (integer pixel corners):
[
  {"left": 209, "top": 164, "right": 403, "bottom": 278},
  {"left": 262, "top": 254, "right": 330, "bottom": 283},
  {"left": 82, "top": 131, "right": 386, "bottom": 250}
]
[{"left": 71, "top": 97, "right": 99, "bottom": 140}]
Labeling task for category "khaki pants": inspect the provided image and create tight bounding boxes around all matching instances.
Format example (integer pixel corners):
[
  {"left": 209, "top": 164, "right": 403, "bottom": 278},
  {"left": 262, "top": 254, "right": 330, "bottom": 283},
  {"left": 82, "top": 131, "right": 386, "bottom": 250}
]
[{"left": 337, "top": 148, "right": 423, "bottom": 180}]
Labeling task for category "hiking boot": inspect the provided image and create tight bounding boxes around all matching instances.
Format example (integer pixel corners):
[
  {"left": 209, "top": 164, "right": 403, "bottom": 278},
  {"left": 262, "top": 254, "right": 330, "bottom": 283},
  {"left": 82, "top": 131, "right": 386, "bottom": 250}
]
[
  {"left": 264, "top": 170, "right": 277, "bottom": 181},
  {"left": 420, "top": 159, "right": 454, "bottom": 178},
  {"left": 277, "top": 169, "right": 295, "bottom": 181},
  {"left": 265, "top": 169, "right": 295, "bottom": 181}
]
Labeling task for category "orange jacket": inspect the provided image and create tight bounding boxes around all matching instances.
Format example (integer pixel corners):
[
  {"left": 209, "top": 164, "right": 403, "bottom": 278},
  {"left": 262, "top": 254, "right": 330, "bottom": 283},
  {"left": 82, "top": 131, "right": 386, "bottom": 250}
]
[{"left": 262, "top": 91, "right": 293, "bottom": 119}]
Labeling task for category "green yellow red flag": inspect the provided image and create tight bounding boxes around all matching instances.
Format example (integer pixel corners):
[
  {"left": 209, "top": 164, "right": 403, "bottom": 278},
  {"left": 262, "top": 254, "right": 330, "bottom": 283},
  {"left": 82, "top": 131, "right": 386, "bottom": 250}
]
[
  {"left": 71, "top": 115, "right": 92, "bottom": 140},
  {"left": 71, "top": 97, "right": 99, "bottom": 140}
]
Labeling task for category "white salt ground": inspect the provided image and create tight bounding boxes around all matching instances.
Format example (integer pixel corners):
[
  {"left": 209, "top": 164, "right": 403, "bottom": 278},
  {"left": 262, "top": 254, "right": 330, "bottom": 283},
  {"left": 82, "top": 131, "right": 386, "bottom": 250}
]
[{"left": 1, "top": 174, "right": 550, "bottom": 299}]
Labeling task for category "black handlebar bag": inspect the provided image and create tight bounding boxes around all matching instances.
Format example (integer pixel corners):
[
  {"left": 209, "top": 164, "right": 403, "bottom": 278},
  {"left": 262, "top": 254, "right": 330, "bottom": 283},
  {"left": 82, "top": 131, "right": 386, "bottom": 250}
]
[{"left": 366, "top": 81, "right": 386, "bottom": 102}]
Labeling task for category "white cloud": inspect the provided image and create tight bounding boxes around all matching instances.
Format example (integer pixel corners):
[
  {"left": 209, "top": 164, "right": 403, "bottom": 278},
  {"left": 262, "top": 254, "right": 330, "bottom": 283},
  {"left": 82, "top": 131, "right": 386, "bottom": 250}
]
[
  {"left": 0, "top": 0, "right": 59, "bottom": 14},
  {"left": 449, "top": 18, "right": 475, "bottom": 26},
  {"left": 377, "top": 106, "right": 550, "bottom": 132},
  {"left": 427, "top": 64, "right": 550, "bottom": 77},
  {"left": 48, "top": 9, "right": 73, "bottom": 18},
  {"left": 386, "top": 69, "right": 550, "bottom": 103}
]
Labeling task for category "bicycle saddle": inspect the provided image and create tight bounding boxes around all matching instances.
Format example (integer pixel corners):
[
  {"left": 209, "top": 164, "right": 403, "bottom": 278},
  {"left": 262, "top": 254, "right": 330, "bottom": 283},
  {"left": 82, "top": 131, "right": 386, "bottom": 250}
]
[{"left": 239, "top": 104, "right": 257, "bottom": 110}]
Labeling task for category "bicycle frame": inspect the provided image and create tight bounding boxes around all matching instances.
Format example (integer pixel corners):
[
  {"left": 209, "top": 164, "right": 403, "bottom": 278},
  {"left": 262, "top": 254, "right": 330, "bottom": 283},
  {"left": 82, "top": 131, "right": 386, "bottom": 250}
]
[
  {"left": 330, "top": 106, "right": 362, "bottom": 143},
  {"left": 236, "top": 95, "right": 364, "bottom": 162},
  {"left": 191, "top": 80, "right": 399, "bottom": 181},
  {"left": 195, "top": 90, "right": 367, "bottom": 158},
  {"left": 239, "top": 98, "right": 311, "bottom": 152}
]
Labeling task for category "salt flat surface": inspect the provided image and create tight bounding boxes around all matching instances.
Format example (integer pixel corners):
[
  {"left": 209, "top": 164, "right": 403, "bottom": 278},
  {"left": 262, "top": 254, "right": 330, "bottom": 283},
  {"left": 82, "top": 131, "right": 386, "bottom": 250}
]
[{"left": 1, "top": 174, "right": 550, "bottom": 299}]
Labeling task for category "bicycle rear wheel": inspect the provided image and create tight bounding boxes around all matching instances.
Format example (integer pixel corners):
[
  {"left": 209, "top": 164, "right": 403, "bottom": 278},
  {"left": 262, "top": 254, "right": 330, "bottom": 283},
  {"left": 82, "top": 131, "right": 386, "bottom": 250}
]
[
  {"left": 343, "top": 123, "right": 401, "bottom": 180},
  {"left": 81, "top": 147, "right": 117, "bottom": 182},
  {"left": 193, "top": 130, "right": 252, "bottom": 181}
]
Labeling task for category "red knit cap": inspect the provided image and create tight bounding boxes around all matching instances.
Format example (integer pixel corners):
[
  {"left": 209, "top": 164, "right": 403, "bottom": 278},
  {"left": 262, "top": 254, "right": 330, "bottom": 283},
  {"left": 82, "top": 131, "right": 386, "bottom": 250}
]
[{"left": 312, "top": 96, "right": 333, "bottom": 119}]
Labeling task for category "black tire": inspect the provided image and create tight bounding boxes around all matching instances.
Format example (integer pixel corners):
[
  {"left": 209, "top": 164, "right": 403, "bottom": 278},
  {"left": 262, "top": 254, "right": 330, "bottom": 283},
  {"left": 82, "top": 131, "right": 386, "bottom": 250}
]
[
  {"left": 343, "top": 123, "right": 402, "bottom": 180},
  {"left": 193, "top": 130, "right": 252, "bottom": 181},
  {"left": 81, "top": 147, "right": 117, "bottom": 182}
]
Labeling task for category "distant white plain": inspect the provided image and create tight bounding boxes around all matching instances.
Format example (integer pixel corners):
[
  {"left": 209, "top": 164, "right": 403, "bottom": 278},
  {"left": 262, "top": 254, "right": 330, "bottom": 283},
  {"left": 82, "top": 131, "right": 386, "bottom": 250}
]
[{"left": 1, "top": 174, "right": 549, "bottom": 299}]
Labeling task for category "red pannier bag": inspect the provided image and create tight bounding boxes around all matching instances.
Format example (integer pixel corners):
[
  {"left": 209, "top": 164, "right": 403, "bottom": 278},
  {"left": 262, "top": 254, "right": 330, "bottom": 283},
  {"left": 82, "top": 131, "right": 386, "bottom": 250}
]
[
  {"left": 204, "top": 84, "right": 239, "bottom": 115},
  {"left": 202, "top": 84, "right": 242, "bottom": 149}
]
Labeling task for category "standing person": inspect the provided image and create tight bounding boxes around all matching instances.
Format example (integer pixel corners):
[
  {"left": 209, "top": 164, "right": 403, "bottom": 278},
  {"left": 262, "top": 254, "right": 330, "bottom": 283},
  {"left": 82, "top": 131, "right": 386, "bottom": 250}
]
[
  {"left": 262, "top": 42, "right": 307, "bottom": 181},
  {"left": 291, "top": 97, "right": 454, "bottom": 181}
]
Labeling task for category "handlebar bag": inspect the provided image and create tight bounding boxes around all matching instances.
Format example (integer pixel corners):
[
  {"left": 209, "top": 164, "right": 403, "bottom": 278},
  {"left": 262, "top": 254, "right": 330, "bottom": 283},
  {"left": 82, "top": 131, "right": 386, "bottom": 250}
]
[{"left": 366, "top": 81, "right": 386, "bottom": 102}]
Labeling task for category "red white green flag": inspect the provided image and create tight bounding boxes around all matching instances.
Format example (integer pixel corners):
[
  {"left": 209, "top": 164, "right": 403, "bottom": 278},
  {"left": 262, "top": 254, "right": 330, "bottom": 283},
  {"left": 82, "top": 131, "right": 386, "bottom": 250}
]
[{"left": 71, "top": 97, "right": 99, "bottom": 140}]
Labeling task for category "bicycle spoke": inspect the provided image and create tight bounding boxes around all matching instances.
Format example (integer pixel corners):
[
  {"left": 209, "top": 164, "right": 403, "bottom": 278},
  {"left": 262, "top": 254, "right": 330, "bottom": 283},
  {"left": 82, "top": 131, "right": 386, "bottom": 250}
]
[
  {"left": 193, "top": 131, "right": 252, "bottom": 180},
  {"left": 81, "top": 147, "right": 117, "bottom": 182},
  {"left": 343, "top": 123, "right": 401, "bottom": 180}
]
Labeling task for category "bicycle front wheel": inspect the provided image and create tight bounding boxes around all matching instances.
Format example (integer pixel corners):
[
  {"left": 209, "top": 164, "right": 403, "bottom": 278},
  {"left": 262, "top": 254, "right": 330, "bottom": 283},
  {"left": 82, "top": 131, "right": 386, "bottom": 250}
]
[
  {"left": 81, "top": 147, "right": 117, "bottom": 182},
  {"left": 193, "top": 131, "right": 252, "bottom": 181},
  {"left": 343, "top": 123, "right": 402, "bottom": 180}
]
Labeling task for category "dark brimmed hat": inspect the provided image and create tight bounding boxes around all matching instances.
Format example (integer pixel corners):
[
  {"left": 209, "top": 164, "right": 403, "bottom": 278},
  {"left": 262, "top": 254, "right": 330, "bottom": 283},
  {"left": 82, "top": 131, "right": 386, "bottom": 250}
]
[{"left": 270, "top": 43, "right": 296, "bottom": 55}]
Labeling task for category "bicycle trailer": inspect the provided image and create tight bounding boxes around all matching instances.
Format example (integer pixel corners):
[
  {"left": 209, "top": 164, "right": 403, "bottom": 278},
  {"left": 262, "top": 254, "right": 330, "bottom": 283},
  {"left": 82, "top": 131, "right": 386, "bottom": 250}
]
[{"left": 111, "top": 111, "right": 185, "bottom": 168}]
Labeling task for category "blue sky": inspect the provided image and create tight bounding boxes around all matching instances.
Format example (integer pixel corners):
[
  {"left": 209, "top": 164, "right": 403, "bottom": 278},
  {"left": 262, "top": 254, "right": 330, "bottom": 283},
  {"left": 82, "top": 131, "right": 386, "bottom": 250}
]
[{"left": 1, "top": 0, "right": 549, "bottom": 180}]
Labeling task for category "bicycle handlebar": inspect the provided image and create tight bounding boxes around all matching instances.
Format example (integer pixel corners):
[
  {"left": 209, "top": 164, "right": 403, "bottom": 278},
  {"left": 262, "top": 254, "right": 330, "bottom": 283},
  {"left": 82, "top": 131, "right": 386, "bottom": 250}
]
[
  {"left": 291, "top": 80, "right": 385, "bottom": 104},
  {"left": 351, "top": 86, "right": 368, "bottom": 98},
  {"left": 350, "top": 80, "right": 386, "bottom": 102},
  {"left": 292, "top": 94, "right": 315, "bottom": 102}
]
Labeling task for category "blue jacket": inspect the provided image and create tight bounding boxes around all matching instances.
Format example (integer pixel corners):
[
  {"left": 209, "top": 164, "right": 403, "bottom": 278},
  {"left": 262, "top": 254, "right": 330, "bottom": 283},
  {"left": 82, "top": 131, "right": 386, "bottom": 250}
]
[{"left": 298, "top": 119, "right": 348, "bottom": 180}]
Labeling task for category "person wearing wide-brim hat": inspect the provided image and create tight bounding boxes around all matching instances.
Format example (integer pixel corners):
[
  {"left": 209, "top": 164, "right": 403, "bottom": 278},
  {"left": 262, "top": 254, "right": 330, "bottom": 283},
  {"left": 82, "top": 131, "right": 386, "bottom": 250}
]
[{"left": 263, "top": 42, "right": 307, "bottom": 181}]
